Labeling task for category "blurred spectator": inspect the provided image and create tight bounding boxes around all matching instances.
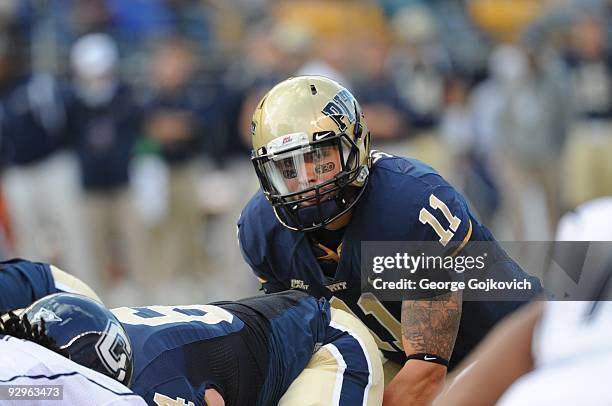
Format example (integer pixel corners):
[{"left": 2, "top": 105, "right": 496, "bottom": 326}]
[
  {"left": 215, "top": 20, "right": 302, "bottom": 299},
  {"left": 107, "top": 0, "right": 213, "bottom": 54},
  {"left": 295, "top": 34, "right": 351, "bottom": 88},
  {"left": 470, "top": 46, "right": 527, "bottom": 231},
  {"left": 429, "top": 1, "right": 491, "bottom": 77},
  {"left": 470, "top": 46, "right": 514, "bottom": 159},
  {"left": 440, "top": 76, "right": 473, "bottom": 159},
  {"left": 493, "top": 43, "right": 571, "bottom": 239},
  {"left": 66, "top": 33, "right": 141, "bottom": 288},
  {"left": 562, "top": 13, "right": 612, "bottom": 209},
  {"left": 135, "top": 36, "right": 208, "bottom": 287},
  {"left": 388, "top": 5, "right": 450, "bottom": 130},
  {"left": 230, "top": 20, "right": 312, "bottom": 150},
  {"left": 282, "top": 0, "right": 389, "bottom": 88},
  {"left": 566, "top": 14, "right": 612, "bottom": 119},
  {"left": 351, "top": 32, "right": 410, "bottom": 146},
  {"left": 0, "top": 30, "right": 94, "bottom": 285},
  {"left": 49, "top": 0, "right": 215, "bottom": 78},
  {"left": 439, "top": 73, "right": 501, "bottom": 225}
]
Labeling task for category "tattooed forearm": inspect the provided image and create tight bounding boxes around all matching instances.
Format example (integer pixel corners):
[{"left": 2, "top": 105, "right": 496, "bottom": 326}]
[{"left": 401, "top": 291, "right": 462, "bottom": 359}]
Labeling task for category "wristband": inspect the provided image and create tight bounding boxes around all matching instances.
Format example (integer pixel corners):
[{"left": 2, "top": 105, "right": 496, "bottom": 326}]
[{"left": 406, "top": 353, "right": 449, "bottom": 367}]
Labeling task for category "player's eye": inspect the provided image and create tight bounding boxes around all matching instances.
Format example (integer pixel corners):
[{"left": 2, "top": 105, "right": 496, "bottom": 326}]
[
  {"left": 277, "top": 158, "right": 297, "bottom": 179},
  {"left": 310, "top": 148, "right": 329, "bottom": 163}
]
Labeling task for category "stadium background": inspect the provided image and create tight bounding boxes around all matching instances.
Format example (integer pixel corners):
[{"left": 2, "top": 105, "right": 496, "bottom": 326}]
[{"left": 0, "top": 0, "right": 609, "bottom": 307}]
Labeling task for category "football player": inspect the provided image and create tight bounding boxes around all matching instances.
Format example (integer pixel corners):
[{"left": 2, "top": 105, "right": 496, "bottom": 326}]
[
  {"left": 237, "top": 75, "right": 543, "bottom": 405},
  {"left": 0, "top": 258, "right": 383, "bottom": 406},
  {"left": 113, "top": 290, "right": 382, "bottom": 406},
  {"left": 1, "top": 294, "right": 144, "bottom": 405}
]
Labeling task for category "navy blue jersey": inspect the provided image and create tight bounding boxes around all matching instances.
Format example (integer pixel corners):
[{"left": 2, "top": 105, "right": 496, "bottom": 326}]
[
  {"left": 0, "top": 259, "right": 58, "bottom": 312},
  {"left": 238, "top": 151, "right": 542, "bottom": 368},
  {"left": 113, "top": 290, "right": 329, "bottom": 406}
]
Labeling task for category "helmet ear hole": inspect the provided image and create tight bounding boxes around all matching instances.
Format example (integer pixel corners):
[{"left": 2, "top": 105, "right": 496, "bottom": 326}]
[
  {"left": 353, "top": 102, "right": 363, "bottom": 138},
  {"left": 354, "top": 122, "right": 362, "bottom": 138}
]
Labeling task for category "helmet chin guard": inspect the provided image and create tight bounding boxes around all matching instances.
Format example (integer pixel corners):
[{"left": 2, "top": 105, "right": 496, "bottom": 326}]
[{"left": 272, "top": 179, "right": 368, "bottom": 231}]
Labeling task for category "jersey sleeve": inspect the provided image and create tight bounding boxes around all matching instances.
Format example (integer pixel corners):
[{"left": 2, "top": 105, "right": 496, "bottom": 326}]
[
  {"left": 50, "top": 265, "right": 103, "bottom": 303},
  {"left": 237, "top": 215, "right": 288, "bottom": 294},
  {"left": 0, "top": 259, "right": 103, "bottom": 312},
  {"left": 405, "top": 186, "right": 473, "bottom": 295},
  {"left": 0, "top": 259, "right": 56, "bottom": 312}
]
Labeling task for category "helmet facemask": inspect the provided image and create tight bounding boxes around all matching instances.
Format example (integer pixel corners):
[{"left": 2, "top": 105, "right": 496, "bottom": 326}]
[{"left": 253, "top": 129, "right": 369, "bottom": 231}]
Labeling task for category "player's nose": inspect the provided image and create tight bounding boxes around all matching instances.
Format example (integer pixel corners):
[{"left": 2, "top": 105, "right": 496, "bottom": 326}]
[{"left": 305, "top": 163, "right": 318, "bottom": 184}]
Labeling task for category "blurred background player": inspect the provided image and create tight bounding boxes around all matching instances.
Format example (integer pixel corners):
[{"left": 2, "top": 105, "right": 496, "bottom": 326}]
[
  {"left": 67, "top": 33, "right": 142, "bottom": 291},
  {"left": 136, "top": 36, "right": 208, "bottom": 289}
]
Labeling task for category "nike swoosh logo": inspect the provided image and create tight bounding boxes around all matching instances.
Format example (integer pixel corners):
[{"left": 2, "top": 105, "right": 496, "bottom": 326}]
[
  {"left": 314, "top": 132, "right": 329, "bottom": 141},
  {"left": 424, "top": 356, "right": 436, "bottom": 361}
]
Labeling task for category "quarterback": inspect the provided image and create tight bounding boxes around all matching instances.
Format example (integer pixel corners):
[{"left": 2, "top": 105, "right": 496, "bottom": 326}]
[{"left": 237, "top": 76, "right": 542, "bottom": 405}]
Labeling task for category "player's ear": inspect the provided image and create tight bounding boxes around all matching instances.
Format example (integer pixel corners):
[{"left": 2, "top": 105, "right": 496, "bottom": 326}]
[{"left": 204, "top": 388, "right": 225, "bottom": 406}]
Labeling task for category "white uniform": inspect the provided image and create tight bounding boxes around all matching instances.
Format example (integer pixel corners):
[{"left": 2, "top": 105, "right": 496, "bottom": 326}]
[
  {"left": 498, "top": 199, "right": 612, "bottom": 405},
  {"left": 498, "top": 301, "right": 612, "bottom": 405},
  {"left": 555, "top": 197, "right": 612, "bottom": 241},
  {"left": 0, "top": 335, "right": 145, "bottom": 406}
]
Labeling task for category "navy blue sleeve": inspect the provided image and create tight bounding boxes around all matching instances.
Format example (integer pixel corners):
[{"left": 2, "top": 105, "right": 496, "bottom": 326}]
[
  {"left": 0, "top": 259, "right": 57, "bottom": 312},
  {"left": 237, "top": 218, "right": 287, "bottom": 294},
  {"left": 237, "top": 193, "right": 291, "bottom": 294}
]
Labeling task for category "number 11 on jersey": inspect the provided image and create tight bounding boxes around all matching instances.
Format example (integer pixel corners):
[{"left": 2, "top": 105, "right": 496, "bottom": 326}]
[{"left": 419, "top": 194, "right": 461, "bottom": 246}]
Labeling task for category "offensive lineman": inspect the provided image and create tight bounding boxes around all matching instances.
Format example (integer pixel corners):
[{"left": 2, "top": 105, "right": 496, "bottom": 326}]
[{"left": 0, "top": 258, "right": 383, "bottom": 405}]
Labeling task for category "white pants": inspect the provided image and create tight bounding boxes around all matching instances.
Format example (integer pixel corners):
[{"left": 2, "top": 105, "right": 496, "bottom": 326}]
[{"left": 1, "top": 151, "right": 96, "bottom": 289}]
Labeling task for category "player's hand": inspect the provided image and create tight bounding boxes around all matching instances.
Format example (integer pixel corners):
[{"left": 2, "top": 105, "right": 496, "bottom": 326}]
[{"left": 204, "top": 388, "right": 225, "bottom": 406}]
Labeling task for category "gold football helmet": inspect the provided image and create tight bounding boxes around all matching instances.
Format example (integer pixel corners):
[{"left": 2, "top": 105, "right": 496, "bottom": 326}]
[{"left": 251, "top": 76, "right": 371, "bottom": 231}]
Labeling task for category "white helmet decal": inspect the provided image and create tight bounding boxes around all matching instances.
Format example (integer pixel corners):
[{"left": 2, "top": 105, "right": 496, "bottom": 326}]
[{"left": 30, "top": 308, "right": 62, "bottom": 324}]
